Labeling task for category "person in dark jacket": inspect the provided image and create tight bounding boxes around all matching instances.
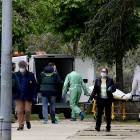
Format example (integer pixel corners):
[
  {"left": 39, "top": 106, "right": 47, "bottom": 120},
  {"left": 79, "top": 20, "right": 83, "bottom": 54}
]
[
  {"left": 89, "top": 68, "right": 116, "bottom": 132},
  {"left": 38, "top": 65, "right": 62, "bottom": 124},
  {"left": 16, "top": 61, "right": 38, "bottom": 131},
  {"left": 0, "top": 60, "right": 21, "bottom": 118},
  {"left": 12, "top": 62, "right": 20, "bottom": 120}
]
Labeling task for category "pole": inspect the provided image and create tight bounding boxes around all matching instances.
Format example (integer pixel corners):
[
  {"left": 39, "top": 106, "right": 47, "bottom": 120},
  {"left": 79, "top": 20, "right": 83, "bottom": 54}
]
[{"left": 1, "top": 0, "right": 12, "bottom": 140}]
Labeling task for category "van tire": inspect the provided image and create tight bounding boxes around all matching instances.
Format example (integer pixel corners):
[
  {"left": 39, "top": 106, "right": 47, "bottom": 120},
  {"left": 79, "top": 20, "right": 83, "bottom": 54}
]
[
  {"left": 38, "top": 113, "right": 43, "bottom": 119},
  {"left": 64, "top": 109, "right": 71, "bottom": 118}
]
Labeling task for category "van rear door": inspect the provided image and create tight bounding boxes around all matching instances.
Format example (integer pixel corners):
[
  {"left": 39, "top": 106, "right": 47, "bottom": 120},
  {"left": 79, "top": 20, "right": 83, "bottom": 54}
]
[
  {"left": 33, "top": 54, "right": 75, "bottom": 103},
  {"left": 75, "top": 57, "right": 96, "bottom": 103}
]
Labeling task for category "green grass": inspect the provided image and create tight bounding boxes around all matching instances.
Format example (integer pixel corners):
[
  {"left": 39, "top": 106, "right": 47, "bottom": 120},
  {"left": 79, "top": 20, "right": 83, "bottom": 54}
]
[
  {"left": 12, "top": 113, "right": 140, "bottom": 123},
  {"left": 84, "top": 129, "right": 95, "bottom": 131},
  {"left": 102, "top": 134, "right": 117, "bottom": 136},
  {"left": 130, "top": 129, "right": 139, "bottom": 132},
  {"left": 125, "top": 120, "right": 140, "bottom": 123},
  {"left": 80, "top": 135, "right": 97, "bottom": 136},
  {"left": 120, "top": 135, "right": 130, "bottom": 136},
  {"left": 12, "top": 114, "right": 96, "bottom": 119}
]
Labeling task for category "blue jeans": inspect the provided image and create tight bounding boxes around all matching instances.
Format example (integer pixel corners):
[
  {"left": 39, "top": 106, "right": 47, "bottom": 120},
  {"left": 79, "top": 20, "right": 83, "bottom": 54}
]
[{"left": 42, "top": 96, "right": 56, "bottom": 121}]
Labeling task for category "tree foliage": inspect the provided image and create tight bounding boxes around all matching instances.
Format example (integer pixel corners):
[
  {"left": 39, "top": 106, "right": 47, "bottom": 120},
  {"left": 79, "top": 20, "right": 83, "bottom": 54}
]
[
  {"left": 27, "top": 33, "right": 62, "bottom": 54},
  {"left": 82, "top": 0, "right": 140, "bottom": 65},
  {"left": 26, "top": 33, "right": 83, "bottom": 55},
  {"left": 44, "top": 0, "right": 95, "bottom": 55},
  {"left": 0, "top": 0, "right": 47, "bottom": 52},
  {"left": 46, "top": 0, "right": 93, "bottom": 43}
]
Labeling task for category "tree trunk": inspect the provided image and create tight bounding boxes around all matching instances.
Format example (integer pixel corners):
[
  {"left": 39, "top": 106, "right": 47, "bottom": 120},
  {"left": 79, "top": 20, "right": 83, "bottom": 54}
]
[
  {"left": 73, "top": 41, "right": 78, "bottom": 56},
  {"left": 116, "top": 60, "right": 123, "bottom": 91}
]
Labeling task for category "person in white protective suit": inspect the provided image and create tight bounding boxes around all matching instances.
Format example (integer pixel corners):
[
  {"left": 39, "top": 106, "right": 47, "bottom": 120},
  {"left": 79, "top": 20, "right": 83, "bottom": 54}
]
[
  {"left": 131, "top": 65, "right": 140, "bottom": 121},
  {"left": 62, "top": 71, "right": 89, "bottom": 121},
  {"left": 132, "top": 65, "right": 140, "bottom": 96}
]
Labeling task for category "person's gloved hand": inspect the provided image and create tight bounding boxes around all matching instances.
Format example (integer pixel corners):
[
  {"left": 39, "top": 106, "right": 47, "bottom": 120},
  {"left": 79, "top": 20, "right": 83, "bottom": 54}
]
[
  {"left": 89, "top": 100, "right": 93, "bottom": 103},
  {"left": 62, "top": 94, "right": 65, "bottom": 98},
  {"left": 108, "top": 87, "right": 112, "bottom": 91},
  {"left": 33, "top": 98, "right": 37, "bottom": 101},
  {"left": 86, "top": 93, "right": 90, "bottom": 96}
]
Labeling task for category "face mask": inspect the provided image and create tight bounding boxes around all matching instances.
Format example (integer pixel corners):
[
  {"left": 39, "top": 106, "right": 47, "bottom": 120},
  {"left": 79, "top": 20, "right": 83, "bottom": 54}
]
[
  {"left": 101, "top": 73, "right": 107, "bottom": 77},
  {"left": 20, "top": 68, "right": 25, "bottom": 73}
]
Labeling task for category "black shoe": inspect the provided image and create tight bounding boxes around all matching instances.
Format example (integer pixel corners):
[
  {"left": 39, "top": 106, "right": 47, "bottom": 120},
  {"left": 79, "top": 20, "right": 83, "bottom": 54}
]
[
  {"left": 26, "top": 122, "right": 31, "bottom": 129},
  {"left": 12, "top": 121, "right": 15, "bottom": 123},
  {"left": 95, "top": 126, "right": 100, "bottom": 131},
  {"left": 106, "top": 129, "right": 110, "bottom": 132},
  {"left": 106, "top": 126, "right": 111, "bottom": 132},
  {"left": 17, "top": 126, "right": 24, "bottom": 131}
]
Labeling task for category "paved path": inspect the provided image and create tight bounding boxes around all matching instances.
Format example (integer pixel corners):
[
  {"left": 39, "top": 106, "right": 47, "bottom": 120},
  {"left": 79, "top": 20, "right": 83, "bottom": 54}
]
[
  {"left": 12, "top": 119, "right": 140, "bottom": 140},
  {"left": 68, "top": 125, "right": 140, "bottom": 140},
  {"left": 12, "top": 119, "right": 91, "bottom": 140}
]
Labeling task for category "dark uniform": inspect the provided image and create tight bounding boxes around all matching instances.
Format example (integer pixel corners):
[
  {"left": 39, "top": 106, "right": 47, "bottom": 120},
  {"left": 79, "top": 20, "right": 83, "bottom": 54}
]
[
  {"left": 0, "top": 71, "right": 21, "bottom": 118},
  {"left": 38, "top": 66, "right": 62, "bottom": 123},
  {"left": 89, "top": 77, "right": 116, "bottom": 131}
]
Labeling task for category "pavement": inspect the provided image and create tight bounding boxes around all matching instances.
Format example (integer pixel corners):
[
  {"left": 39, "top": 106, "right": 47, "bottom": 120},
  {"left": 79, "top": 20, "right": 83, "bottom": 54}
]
[{"left": 12, "top": 118, "right": 140, "bottom": 140}]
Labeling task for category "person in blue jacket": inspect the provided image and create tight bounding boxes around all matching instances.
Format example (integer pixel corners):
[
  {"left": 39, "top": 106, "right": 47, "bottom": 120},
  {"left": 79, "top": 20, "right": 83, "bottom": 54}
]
[
  {"left": 38, "top": 64, "right": 62, "bottom": 124},
  {"left": 15, "top": 61, "right": 37, "bottom": 131}
]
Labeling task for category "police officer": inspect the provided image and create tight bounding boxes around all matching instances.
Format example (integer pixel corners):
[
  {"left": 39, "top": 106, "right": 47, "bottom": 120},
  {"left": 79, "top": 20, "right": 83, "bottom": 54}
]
[
  {"left": 12, "top": 62, "right": 20, "bottom": 120},
  {"left": 38, "top": 64, "right": 62, "bottom": 124},
  {"left": 0, "top": 60, "right": 21, "bottom": 119}
]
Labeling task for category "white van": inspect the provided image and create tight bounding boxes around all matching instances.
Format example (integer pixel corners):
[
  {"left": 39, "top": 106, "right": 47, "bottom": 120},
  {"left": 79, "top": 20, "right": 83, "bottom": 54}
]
[{"left": 12, "top": 54, "right": 96, "bottom": 118}]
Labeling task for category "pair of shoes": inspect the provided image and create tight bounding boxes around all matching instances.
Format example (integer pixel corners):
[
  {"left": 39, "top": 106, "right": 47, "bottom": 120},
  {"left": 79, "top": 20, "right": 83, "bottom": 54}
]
[
  {"left": 52, "top": 116, "right": 59, "bottom": 124},
  {"left": 17, "top": 126, "right": 24, "bottom": 131},
  {"left": 80, "top": 112, "right": 84, "bottom": 121},
  {"left": 95, "top": 126, "right": 100, "bottom": 131},
  {"left": 70, "top": 118, "right": 76, "bottom": 121},
  {"left": 42, "top": 121, "right": 47, "bottom": 124},
  {"left": 26, "top": 122, "right": 31, "bottom": 129}
]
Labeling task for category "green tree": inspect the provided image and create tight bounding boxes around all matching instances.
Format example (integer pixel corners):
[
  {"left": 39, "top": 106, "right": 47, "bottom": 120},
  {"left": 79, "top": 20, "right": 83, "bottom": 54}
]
[
  {"left": 45, "top": 0, "right": 94, "bottom": 55},
  {"left": 27, "top": 33, "right": 83, "bottom": 55},
  {"left": 27, "top": 33, "right": 62, "bottom": 54},
  {"left": 0, "top": 0, "right": 47, "bottom": 52},
  {"left": 82, "top": 0, "right": 140, "bottom": 90}
]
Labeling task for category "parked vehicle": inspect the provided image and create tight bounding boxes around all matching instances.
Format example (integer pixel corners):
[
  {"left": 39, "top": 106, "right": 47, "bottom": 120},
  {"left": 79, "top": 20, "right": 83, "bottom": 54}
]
[{"left": 12, "top": 53, "right": 96, "bottom": 118}]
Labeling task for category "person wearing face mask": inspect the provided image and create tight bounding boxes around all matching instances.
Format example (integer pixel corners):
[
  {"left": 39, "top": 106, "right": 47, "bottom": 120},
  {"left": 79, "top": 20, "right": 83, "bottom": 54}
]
[
  {"left": 62, "top": 71, "right": 89, "bottom": 121},
  {"left": 89, "top": 68, "right": 116, "bottom": 132},
  {"left": 15, "top": 61, "right": 38, "bottom": 131}
]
